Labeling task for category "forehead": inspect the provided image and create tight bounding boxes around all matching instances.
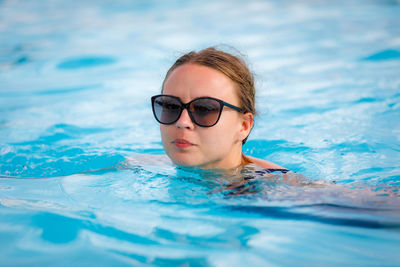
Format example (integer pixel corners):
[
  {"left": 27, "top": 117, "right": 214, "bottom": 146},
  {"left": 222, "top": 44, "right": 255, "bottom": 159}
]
[{"left": 163, "top": 63, "right": 238, "bottom": 103}]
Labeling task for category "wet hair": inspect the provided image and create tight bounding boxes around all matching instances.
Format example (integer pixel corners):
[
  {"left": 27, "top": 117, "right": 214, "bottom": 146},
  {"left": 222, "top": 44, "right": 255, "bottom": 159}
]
[{"left": 162, "top": 47, "right": 256, "bottom": 144}]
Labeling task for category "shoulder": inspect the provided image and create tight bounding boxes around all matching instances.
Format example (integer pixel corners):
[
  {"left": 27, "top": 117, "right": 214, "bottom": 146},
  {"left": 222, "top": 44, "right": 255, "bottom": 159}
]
[{"left": 243, "top": 155, "right": 287, "bottom": 170}]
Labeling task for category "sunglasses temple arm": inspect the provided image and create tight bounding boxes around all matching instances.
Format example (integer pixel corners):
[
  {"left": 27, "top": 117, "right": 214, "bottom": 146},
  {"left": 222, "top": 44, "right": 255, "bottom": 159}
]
[{"left": 223, "top": 102, "right": 244, "bottom": 113}]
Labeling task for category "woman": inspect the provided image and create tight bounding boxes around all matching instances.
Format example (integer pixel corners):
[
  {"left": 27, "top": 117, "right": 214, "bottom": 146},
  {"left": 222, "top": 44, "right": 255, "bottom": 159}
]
[
  {"left": 151, "top": 47, "right": 288, "bottom": 173},
  {"left": 148, "top": 49, "right": 400, "bottom": 196}
]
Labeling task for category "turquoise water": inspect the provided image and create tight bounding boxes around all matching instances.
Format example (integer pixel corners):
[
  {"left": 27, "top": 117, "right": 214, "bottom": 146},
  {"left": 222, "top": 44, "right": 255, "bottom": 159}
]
[{"left": 1, "top": 0, "right": 400, "bottom": 266}]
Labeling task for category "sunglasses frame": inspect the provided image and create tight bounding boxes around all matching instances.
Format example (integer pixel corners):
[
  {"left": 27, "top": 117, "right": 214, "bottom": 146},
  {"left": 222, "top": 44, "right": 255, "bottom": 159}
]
[{"left": 151, "top": 94, "right": 244, "bottom": 127}]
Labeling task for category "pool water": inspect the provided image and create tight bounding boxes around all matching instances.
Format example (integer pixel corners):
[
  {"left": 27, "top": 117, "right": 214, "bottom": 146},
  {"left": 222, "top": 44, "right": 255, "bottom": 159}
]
[{"left": 1, "top": 0, "right": 400, "bottom": 265}]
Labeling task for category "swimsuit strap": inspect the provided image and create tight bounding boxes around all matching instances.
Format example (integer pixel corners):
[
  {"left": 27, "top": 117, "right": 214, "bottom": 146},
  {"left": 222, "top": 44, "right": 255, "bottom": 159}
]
[
  {"left": 254, "top": 168, "right": 290, "bottom": 175},
  {"left": 265, "top": 168, "right": 289, "bottom": 173}
]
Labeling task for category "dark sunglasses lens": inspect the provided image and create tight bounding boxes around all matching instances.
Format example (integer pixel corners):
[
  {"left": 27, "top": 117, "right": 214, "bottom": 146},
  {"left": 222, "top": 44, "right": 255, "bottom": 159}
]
[
  {"left": 153, "top": 96, "right": 181, "bottom": 124},
  {"left": 190, "top": 99, "right": 221, "bottom": 126}
]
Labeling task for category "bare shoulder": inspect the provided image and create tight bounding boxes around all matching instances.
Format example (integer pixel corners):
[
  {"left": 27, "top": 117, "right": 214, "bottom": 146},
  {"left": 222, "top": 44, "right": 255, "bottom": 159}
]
[
  {"left": 244, "top": 155, "right": 286, "bottom": 169},
  {"left": 125, "top": 154, "right": 174, "bottom": 166}
]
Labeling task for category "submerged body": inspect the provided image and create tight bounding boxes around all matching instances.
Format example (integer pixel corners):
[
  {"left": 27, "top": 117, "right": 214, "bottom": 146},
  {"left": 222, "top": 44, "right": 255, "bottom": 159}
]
[{"left": 126, "top": 154, "right": 287, "bottom": 172}]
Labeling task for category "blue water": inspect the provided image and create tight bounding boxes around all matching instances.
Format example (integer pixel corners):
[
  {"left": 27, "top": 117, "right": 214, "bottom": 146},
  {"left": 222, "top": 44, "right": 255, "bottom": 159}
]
[{"left": 1, "top": 0, "right": 400, "bottom": 266}]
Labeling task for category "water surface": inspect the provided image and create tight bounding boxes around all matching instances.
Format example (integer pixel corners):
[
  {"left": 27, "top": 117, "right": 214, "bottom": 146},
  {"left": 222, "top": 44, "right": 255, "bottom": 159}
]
[{"left": 1, "top": 0, "right": 400, "bottom": 266}]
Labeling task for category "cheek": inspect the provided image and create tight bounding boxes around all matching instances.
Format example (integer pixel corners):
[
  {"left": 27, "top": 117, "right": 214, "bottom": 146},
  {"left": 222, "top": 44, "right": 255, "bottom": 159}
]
[
  {"left": 160, "top": 125, "right": 171, "bottom": 141},
  {"left": 198, "top": 120, "right": 237, "bottom": 147},
  {"left": 217, "top": 113, "right": 241, "bottom": 134}
]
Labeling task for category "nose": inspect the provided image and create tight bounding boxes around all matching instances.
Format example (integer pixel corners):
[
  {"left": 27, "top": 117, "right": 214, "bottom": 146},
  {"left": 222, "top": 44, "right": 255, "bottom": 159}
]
[{"left": 176, "top": 108, "right": 194, "bottom": 129}]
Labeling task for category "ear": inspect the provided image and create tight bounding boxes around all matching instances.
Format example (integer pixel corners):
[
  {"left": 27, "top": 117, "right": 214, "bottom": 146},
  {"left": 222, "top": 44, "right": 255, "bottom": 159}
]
[{"left": 238, "top": 112, "right": 253, "bottom": 142}]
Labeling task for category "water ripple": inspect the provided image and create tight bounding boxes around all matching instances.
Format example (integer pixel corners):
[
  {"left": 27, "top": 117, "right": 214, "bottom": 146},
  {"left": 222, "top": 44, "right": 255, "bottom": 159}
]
[
  {"left": 362, "top": 49, "right": 400, "bottom": 61},
  {"left": 57, "top": 56, "right": 117, "bottom": 69}
]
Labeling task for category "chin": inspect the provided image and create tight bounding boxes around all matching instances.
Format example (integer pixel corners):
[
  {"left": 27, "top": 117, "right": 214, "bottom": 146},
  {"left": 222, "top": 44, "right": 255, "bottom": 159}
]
[{"left": 168, "top": 152, "right": 203, "bottom": 168}]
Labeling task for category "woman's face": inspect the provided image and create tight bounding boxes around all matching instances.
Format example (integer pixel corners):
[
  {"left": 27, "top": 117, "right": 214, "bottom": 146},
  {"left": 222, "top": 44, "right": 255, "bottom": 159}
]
[{"left": 161, "top": 63, "right": 251, "bottom": 169}]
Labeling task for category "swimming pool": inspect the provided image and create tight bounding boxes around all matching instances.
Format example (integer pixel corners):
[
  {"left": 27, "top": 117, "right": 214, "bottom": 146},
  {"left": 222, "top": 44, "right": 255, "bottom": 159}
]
[{"left": 1, "top": 0, "right": 400, "bottom": 265}]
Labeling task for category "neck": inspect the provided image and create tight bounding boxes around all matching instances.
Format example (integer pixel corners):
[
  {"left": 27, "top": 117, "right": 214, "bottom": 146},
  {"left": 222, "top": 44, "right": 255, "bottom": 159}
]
[
  {"left": 179, "top": 153, "right": 248, "bottom": 177},
  {"left": 199, "top": 144, "right": 244, "bottom": 170}
]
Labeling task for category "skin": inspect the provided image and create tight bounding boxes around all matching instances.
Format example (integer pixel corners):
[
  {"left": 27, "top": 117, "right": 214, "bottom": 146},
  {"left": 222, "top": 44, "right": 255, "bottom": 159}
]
[{"left": 161, "top": 63, "right": 253, "bottom": 170}]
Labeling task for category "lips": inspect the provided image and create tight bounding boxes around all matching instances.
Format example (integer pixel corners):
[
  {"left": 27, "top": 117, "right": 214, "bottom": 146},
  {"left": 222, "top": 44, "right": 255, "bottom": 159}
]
[{"left": 172, "top": 139, "right": 195, "bottom": 148}]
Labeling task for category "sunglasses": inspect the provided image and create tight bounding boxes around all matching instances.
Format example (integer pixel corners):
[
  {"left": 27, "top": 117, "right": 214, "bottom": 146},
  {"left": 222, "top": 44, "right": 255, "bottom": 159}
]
[{"left": 151, "top": 94, "right": 244, "bottom": 127}]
